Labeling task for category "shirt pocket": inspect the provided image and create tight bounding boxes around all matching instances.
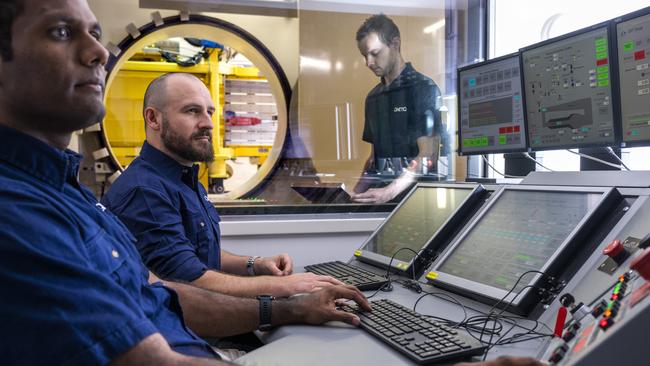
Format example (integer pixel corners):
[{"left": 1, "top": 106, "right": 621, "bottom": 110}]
[
  {"left": 84, "top": 229, "right": 139, "bottom": 293},
  {"left": 185, "top": 213, "right": 212, "bottom": 255}
]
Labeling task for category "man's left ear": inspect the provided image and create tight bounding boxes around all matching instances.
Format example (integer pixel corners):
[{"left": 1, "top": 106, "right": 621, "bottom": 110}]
[{"left": 390, "top": 37, "right": 401, "bottom": 50}]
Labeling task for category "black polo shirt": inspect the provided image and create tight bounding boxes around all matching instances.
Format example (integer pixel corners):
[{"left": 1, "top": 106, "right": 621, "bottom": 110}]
[{"left": 363, "top": 62, "right": 443, "bottom": 159}]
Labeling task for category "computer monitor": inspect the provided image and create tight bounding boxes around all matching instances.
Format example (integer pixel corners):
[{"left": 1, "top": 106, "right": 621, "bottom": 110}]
[
  {"left": 458, "top": 53, "right": 527, "bottom": 155},
  {"left": 615, "top": 7, "right": 650, "bottom": 146},
  {"left": 355, "top": 183, "right": 486, "bottom": 276},
  {"left": 427, "top": 185, "right": 618, "bottom": 315},
  {"left": 521, "top": 23, "right": 617, "bottom": 151}
]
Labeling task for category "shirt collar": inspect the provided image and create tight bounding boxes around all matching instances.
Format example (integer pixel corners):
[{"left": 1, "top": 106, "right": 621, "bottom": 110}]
[
  {"left": 381, "top": 62, "right": 415, "bottom": 88},
  {"left": 139, "top": 141, "right": 199, "bottom": 187},
  {"left": 0, "top": 124, "right": 81, "bottom": 190}
]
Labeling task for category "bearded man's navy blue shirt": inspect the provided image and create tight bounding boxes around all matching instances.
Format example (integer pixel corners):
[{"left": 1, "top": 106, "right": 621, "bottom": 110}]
[
  {"left": 101, "top": 141, "right": 221, "bottom": 282},
  {"left": 0, "top": 125, "right": 216, "bottom": 365}
]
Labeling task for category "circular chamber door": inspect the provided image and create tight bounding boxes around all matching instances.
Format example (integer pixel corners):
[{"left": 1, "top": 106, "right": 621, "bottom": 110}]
[{"left": 99, "top": 15, "right": 290, "bottom": 200}]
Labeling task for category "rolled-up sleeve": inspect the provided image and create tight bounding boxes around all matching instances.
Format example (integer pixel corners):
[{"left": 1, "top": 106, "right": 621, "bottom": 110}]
[
  {"left": 0, "top": 193, "right": 159, "bottom": 366},
  {"left": 105, "top": 186, "right": 209, "bottom": 282}
]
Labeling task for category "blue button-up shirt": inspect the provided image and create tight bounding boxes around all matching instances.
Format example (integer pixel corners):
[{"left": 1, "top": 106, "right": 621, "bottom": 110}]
[
  {"left": 102, "top": 141, "right": 221, "bottom": 282},
  {"left": 0, "top": 125, "right": 216, "bottom": 364}
]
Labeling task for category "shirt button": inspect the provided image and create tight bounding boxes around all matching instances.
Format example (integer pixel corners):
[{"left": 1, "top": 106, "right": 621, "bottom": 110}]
[
  {"left": 112, "top": 250, "right": 120, "bottom": 258},
  {"left": 200, "top": 222, "right": 205, "bottom": 227}
]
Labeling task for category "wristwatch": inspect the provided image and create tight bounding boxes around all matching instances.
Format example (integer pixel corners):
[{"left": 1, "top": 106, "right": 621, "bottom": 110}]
[
  {"left": 246, "top": 255, "right": 261, "bottom": 276},
  {"left": 257, "top": 295, "right": 275, "bottom": 331}
]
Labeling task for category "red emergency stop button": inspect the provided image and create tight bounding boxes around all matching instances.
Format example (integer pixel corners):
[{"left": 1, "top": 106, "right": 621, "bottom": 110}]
[{"left": 603, "top": 239, "right": 625, "bottom": 258}]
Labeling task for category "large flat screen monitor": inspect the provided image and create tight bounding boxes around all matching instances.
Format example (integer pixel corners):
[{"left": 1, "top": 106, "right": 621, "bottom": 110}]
[
  {"left": 458, "top": 53, "right": 527, "bottom": 155},
  {"left": 427, "top": 185, "right": 618, "bottom": 315},
  {"left": 615, "top": 7, "right": 650, "bottom": 146},
  {"left": 356, "top": 183, "right": 486, "bottom": 276},
  {"left": 522, "top": 23, "right": 617, "bottom": 151}
]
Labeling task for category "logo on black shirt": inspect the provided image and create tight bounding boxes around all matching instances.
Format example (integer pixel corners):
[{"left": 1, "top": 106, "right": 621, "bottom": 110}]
[{"left": 393, "top": 106, "right": 408, "bottom": 112}]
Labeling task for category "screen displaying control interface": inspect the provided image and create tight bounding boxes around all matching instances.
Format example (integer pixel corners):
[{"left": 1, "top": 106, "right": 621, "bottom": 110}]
[
  {"left": 362, "top": 187, "right": 472, "bottom": 264},
  {"left": 437, "top": 189, "right": 601, "bottom": 293},
  {"left": 459, "top": 55, "right": 527, "bottom": 154},
  {"left": 617, "top": 12, "right": 650, "bottom": 144},
  {"left": 523, "top": 27, "right": 616, "bottom": 149}
]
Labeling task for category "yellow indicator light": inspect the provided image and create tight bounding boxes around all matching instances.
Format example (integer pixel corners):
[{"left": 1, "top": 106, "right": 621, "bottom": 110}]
[
  {"left": 354, "top": 250, "right": 362, "bottom": 257},
  {"left": 426, "top": 272, "right": 439, "bottom": 280}
]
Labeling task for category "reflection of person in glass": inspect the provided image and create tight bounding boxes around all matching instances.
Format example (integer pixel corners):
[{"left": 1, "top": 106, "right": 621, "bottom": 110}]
[{"left": 351, "top": 14, "right": 445, "bottom": 204}]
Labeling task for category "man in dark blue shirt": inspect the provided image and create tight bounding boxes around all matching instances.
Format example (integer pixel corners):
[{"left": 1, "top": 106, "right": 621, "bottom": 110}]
[
  {"left": 102, "top": 73, "right": 342, "bottom": 297},
  {"left": 0, "top": 0, "right": 370, "bottom": 364},
  {"left": 351, "top": 14, "right": 447, "bottom": 204}
]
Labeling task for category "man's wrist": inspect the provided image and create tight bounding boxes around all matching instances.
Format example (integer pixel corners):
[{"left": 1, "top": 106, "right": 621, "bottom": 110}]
[{"left": 246, "top": 256, "right": 261, "bottom": 276}]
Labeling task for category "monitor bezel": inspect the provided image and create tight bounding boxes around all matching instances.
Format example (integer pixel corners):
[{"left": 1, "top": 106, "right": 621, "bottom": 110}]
[
  {"left": 457, "top": 52, "right": 530, "bottom": 156},
  {"left": 355, "top": 183, "right": 486, "bottom": 275},
  {"left": 613, "top": 6, "right": 650, "bottom": 147},
  {"left": 429, "top": 184, "right": 615, "bottom": 314},
  {"left": 520, "top": 21, "right": 621, "bottom": 152}
]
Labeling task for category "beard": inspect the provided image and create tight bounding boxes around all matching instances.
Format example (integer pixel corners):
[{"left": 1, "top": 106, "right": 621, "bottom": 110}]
[{"left": 161, "top": 114, "right": 215, "bottom": 163}]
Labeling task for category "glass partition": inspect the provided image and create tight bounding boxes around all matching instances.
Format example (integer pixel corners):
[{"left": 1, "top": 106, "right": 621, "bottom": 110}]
[{"left": 85, "top": 1, "right": 485, "bottom": 211}]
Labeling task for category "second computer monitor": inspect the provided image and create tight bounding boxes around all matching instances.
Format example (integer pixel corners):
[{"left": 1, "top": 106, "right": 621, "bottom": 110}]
[
  {"left": 522, "top": 24, "right": 617, "bottom": 150},
  {"left": 356, "top": 183, "right": 485, "bottom": 275},
  {"left": 458, "top": 53, "right": 527, "bottom": 155},
  {"left": 615, "top": 7, "right": 650, "bottom": 146}
]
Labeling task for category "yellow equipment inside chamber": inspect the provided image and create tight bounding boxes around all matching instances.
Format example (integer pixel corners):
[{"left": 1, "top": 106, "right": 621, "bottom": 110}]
[{"left": 103, "top": 43, "right": 276, "bottom": 192}]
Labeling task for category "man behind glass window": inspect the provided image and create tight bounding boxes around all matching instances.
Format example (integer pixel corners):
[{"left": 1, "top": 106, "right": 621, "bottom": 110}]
[{"left": 351, "top": 14, "right": 447, "bottom": 204}]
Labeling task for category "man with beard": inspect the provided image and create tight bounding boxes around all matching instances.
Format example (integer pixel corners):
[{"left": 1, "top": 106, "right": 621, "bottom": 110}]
[
  {"left": 0, "top": 0, "right": 372, "bottom": 364},
  {"left": 102, "top": 73, "right": 342, "bottom": 298}
]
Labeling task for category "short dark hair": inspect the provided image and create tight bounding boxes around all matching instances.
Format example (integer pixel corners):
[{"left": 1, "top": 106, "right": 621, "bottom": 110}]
[
  {"left": 0, "top": 0, "right": 25, "bottom": 61},
  {"left": 355, "top": 13, "right": 400, "bottom": 46}
]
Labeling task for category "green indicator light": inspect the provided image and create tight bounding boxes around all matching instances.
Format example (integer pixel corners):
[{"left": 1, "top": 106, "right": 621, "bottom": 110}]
[
  {"left": 614, "top": 283, "right": 621, "bottom": 291},
  {"left": 499, "top": 135, "right": 507, "bottom": 145},
  {"left": 596, "top": 45, "right": 607, "bottom": 53},
  {"left": 596, "top": 52, "right": 608, "bottom": 60},
  {"left": 463, "top": 138, "right": 472, "bottom": 147},
  {"left": 597, "top": 66, "right": 609, "bottom": 73},
  {"left": 595, "top": 38, "right": 606, "bottom": 46},
  {"left": 598, "top": 79, "right": 610, "bottom": 87},
  {"left": 597, "top": 72, "right": 609, "bottom": 80},
  {"left": 607, "top": 300, "right": 615, "bottom": 308},
  {"left": 632, "top": 129, "right": 640, "bottom": 136},
  {"left": 516, "top": 254, "right": 532, "bottom": 261},
  {"left": 623, "top": 41, "right": 634, "bottom": 52}
]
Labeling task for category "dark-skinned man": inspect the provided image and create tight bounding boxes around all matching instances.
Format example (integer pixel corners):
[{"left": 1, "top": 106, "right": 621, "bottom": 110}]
[{"left": 0, "top": 0, "right": 369, "bottom": 365}]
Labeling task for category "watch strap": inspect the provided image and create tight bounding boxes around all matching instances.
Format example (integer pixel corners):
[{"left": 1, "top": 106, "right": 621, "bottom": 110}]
[
  {"left": 246, "top": 256, "right": 261, "bottom": 276},
  {"left": 257, "top": 295, "right": 274, "bottom": 331}
]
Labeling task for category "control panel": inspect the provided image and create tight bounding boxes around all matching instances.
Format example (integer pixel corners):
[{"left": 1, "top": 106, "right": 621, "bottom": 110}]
[{"left": 542, "top": 244, "right": 650, "bottom": 365}]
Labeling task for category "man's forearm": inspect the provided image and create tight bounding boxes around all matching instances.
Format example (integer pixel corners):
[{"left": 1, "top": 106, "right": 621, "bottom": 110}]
[
  {"left": 190, "top": 270, "right": 285, "bottom": 298},
  {"left": 165, "top": 281, "right": 260, "bottom": 337},
  {"left": 220, "top": 250, "right": 249, "bottom": 276},
  {"left": 165, "top": 281, "right": 305, "bottom": 338}
]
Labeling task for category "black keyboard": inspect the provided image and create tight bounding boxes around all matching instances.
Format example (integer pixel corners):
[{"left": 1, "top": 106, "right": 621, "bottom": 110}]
[
  {"left": 340, "top": 299, "right": 486, "bottom": 364},
  {"left": 304, "top": 261, "right": 389, "bottom": 291}
]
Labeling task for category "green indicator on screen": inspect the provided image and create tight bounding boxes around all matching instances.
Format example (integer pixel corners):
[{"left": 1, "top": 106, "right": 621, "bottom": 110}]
[
  {"left": 596, "top": 52, "right": 608, "bottom": 60},
  {"left": 598, "top": 79, "right": 610, "bottom": 87},
  {"left": 480, "top": 137, "right": 489, "bottom": 146},
  {"left": 499, "top": 135, "right": 507, "bottom": 145},
  {"left": 623, "top": 41, "right": 634, "bottom": 52},
  {"left": 597, "top": 65, "right": 609, "bottom": 73},
  {"left": 595, "top": 38, "right": 606, "bottom": 47},
  {"left": 463, "top": 138, "right": 472, "bottom": 147},
  {"left": 516, "top": 254, "right": 532, "bottom": 261},
  {"left": 595, "top": 45, "right": 607, "bottom": 53},
  {"left": 597, "top": 72, "right": 609, "bottom": 80},
  {"left": 632, "top": 129, "right": 640, "bottom": 136}
]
